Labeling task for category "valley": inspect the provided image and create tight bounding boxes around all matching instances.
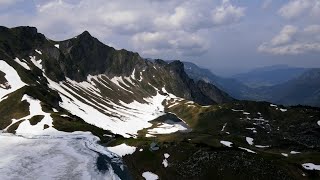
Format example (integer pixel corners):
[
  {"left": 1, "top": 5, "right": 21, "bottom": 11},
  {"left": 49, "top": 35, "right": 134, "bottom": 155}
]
[{"left": 0, "top": 26, "right": 319, "bottom": 180}]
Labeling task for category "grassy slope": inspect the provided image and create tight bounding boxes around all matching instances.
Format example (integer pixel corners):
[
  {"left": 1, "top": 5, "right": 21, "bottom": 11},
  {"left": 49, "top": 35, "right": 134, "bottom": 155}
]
[{"left": 109, "top": 100, "right": 320, "bottom": 180}]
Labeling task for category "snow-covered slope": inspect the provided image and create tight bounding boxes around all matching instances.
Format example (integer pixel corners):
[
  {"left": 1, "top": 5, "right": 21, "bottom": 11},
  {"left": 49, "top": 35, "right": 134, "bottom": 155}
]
[{"left": 0, "top": 60, "right": 26, "bottom": 101}]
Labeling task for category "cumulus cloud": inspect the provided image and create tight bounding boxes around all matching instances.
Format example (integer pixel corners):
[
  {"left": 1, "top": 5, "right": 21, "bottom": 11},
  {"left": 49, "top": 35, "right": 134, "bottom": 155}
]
[
  {"left": 278, "top": 0, "right": 320, "bottom": 19},
  {"left": 258, "top": 24, "right": 320, "bottom": 55},
  {"left": 270, "top": 25, "right": 297, "bottom": 46},
  {"left": 132, "top": 31, "right": 209, "bottom": 57},
  {"left": 211, "top": 0, "right": 245, "bottom": 25},
  {"left": 258, "top": 0, "right": 320, "bottom": 56},
  {"left": 132, "top": 0, "right": 244, "bottom": 57}
]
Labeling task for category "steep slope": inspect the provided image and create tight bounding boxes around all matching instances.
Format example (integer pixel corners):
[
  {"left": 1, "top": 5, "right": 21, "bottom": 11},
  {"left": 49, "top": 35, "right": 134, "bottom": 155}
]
[
  {"left": 0, "top": 26, "right": 234, "bottom": 179},
  {"left": 0, "top": 26, "right": 233, "bottom": 137},
  {"left": 232, "top": 65, "right": 307, "bottom": 88}
]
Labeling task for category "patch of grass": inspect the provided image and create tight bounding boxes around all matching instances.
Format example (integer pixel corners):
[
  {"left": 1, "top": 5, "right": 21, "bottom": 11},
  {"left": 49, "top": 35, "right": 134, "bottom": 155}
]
[
  {"left": 6, "top": 120, "right": 24, "bottom": 133},
  {"left": 51, "top": 114, "right": 114, "bottom": 143},
  {"left": 29, "top": 115, "right": 44, "bottom": 125},
  {"left": 0, "top": 87, "right": 29, "bottom": 129}
]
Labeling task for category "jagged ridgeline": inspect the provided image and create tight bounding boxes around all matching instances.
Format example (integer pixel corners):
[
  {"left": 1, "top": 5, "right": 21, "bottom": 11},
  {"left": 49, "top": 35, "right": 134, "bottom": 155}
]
[{"left": 0, "top": 26, "right": 232, "bottom": 137}]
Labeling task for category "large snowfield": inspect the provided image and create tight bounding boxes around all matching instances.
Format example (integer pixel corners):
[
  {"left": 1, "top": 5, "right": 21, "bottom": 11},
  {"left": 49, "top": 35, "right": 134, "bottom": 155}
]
[
  {"left": 0, "top": 133, "right": 123, "bottom": 180},
  {"left": 0, "top": 56, "right": 196, "bottom": 180}
]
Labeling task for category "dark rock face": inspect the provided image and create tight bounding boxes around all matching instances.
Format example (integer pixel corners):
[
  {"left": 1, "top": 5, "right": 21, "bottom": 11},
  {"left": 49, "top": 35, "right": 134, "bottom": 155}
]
[
  {"left": 196, "top": 80, "right": 234, "bottom": 104},
  {"left": 0, "top": 26, "right": 234, "bottom": 105},
  {"left": 56, "top": 31, "right": 145, "bottom": 81},
  {"left": 0, "top": 26, "right": 46, "bottom": 58}
]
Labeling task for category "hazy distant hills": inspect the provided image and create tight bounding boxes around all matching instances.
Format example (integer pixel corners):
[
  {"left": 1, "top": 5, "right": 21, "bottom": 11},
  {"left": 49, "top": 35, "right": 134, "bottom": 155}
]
[
  {"left": 259, "top": 68, "right": 320, "bottom": 107},
  {"left": 183, "top": 62, "right": 320, "bottom": 107},
  {"left": 183, "top": 62, "right": 253, "bottom": 99},
  {"left": 232, "top": 65, "right": 307, "bottom": 88}
]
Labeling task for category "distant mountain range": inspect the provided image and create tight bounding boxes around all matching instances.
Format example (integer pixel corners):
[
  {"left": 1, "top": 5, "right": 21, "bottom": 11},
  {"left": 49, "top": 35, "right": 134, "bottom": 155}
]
[
  {"left": 183, "top": 62, "right": 320, "bottom": 107},
  {"left": 232, "top": 64, "right": 307, "bottom": 88}
]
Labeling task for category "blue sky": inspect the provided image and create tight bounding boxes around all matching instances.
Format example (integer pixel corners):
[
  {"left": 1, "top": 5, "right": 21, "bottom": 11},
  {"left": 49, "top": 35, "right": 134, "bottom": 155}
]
[{"left": 1, "top": 0, "right": 319, "bottom": 76}]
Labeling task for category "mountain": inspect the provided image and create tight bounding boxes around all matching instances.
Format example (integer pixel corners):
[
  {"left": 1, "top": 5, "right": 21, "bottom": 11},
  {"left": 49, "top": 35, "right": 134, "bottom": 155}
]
[
  {"left": 183, "top": 62, "right": 320, "bottom": 107},
  {"left": 232, "top": 64, "right": 307, "bottom": 88},
  {"left": 183, "top": 61, "right": 254, "bottom": 99},
  {"left": 1, "top": 26, "right": 320, "bottom": 179},
  {"left": 257, "top": 68, "right": 320, "bottom": 107}
]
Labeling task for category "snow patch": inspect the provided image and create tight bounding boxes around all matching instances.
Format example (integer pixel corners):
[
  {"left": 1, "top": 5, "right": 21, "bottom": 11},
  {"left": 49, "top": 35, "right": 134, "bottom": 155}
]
[
  {"left": 162, "top": 159, "right": 168, "bottom": 167},
  {"left": 110, "top": 76, "right": 133, "bottom": 93},
  {"left": 107, "top": 143, "right": 136, "bottom": 157},
  {"left": 168, "top": 102, "right": 179, "bottom": 108},
  {"left": 302, "top": 163, "right": 320, "bottom": 171},
  {"left": 142, "top": 171, "right": 159, "bottom": 180},
  {"left": 54, "top": 44, "right": 59, "bottom": 48},
  {"left": 130, "top": 68, "right": 136, "bottom": 79},
  {"left": 246, "top": 127, "right": 257, "bottom": 133},
  {"left": 145, "top": 134, "right": 156, "bottom": 138},
  {"left": 0, "top": 60, "right": 26, "bottom": 101},
  {"left": 238, "top": 147, "right": 256, "bottom": 154},
  {"left": 280, "top": 108, "right": 287, "bottom": 112},
  {"left": 15, "top": 95, "right": 58, "bottom": 136},
  {"left": 29, "top": 56, "right": 43, "bottom": 70},
  {"left": 290, "top": 151, "right": 301, "bottom": 154},
  {"left": 246, "top": 137, "right": 254, "bottom": 145},
  {"left": 35, "top": 49, "right": 42, "bottom": 55},
  {"left": 231, "top": 109, "right": 243, "bottom": 112},
  {"left": 148, "top": 120, "right": 188, "bottom": 135},
  {"left": 255, "top": 145, "right": 270, "bottom": 148},
  {"left": 220, "top": 140, "right": 233, "bottom": 147},
  {"left": 281, "top": 153, "right": 288, "bottom": 157},
  {"left": 14, "top": 57, "right": 30, "bottom": 70},
  {"left": 221, "top": 123, "right": 227, "bottom": 132}
]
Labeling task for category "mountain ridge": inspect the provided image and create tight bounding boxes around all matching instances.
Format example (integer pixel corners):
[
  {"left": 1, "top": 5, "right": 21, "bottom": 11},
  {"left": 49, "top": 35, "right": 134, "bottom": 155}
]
[{"left": 0, "top": 26, "right": 233, "bottom": 106}]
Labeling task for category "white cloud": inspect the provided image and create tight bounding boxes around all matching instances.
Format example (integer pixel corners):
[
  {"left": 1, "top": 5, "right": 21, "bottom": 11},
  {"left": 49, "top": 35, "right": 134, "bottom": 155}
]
[
  {"left": 278, "top": 0, "right": 319, "bottom": 19},
  {"left": 304, "top": 25, "right": 320, "bottom": 34},
  {"left": 154, "top": 0, "right": 245, "bottom": 32},
  {"left": 262, "top": 0, "right": 272, "bottom": 9},
  {"left": 260, "top": 1, "right": 320, "bottom": 56},
  {"left": 0, "top": 0, "right": 245, "bottom": 58},
  {"left": 270, "top": 25, "right": 297, "bottom": 46},
  {"left": 258, "top": 24, "right": 320, "bottom": 55},
  {"left": 132, "top": 31, "right": 209, "bottom": 57},
  {"left": 212, "top": 0, "right": 245, "bottom": 25}
]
